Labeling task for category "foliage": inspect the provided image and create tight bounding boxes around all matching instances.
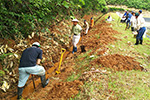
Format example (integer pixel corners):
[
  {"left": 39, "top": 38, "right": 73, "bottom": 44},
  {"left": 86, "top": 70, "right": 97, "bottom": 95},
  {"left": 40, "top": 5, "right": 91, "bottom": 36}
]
[
  {"left": 109, "top": 7, "right": 125, "bottom": 12},
  {"left": 0, "top": 70, "right": 5, "bottom": 77},
  {"left": 105, "top": 0, "right": 150, "bottom": 10},
  {"left": 0, "top": 0, "right": 107, "bottom": 39}
]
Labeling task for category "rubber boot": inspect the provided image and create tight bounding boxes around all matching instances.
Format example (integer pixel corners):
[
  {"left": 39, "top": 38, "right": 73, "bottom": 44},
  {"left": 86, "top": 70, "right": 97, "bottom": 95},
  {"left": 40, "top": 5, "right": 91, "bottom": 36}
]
[
  {"left": 72, "top": 47, "right": 75, "bottom": 54},
  {"left": 134, "top": 39, "right": 139, "bottom": 45},
  {"left": 140, "top": 40, "right": 143, "bottom": 45},
  {"left": 131, "top": 27, "right": 134, "bottom": 31},
  {"left": 74, "top": 47, "right": 77, "bottom": 52},
  {"left": 40, "top": 75, "right": 49, "bottom": 88},
  {"left": 17, "top": 87, "right": 24, "bottom": 100}
]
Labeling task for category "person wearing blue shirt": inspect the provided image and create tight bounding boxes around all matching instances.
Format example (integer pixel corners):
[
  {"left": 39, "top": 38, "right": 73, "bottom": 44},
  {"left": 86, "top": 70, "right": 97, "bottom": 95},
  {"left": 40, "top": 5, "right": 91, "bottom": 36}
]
[
  {"left": 125, "top": 12, "right": 132, "bottom": 30},
  {"left": 17, "top": 42, "right": 49, "bottom": 100}
]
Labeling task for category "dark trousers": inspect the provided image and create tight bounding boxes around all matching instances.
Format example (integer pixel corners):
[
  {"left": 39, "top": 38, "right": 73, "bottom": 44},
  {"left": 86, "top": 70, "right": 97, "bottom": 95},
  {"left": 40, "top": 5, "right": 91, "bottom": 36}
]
[{"left": 131, "top": 27, "right": 134, "bottom": 31}]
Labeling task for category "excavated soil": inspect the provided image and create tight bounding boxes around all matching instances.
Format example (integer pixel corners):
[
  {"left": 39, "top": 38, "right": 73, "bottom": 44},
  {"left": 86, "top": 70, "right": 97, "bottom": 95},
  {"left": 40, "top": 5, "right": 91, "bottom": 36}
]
[
  {"left": 47, "top": 80, "right": 83, "bottom": 100},
  {"left": 2, "top": 13, "right": 144, "bottom": 100},
  {"left": 91, "top": 54, "right": 144, "bottom": 71},
  {"left": 82, "top": 19, "right": 121, "bottom": 51}
]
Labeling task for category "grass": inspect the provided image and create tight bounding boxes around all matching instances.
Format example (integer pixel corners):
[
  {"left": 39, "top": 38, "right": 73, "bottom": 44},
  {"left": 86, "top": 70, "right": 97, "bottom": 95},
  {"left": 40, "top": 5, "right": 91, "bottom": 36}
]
[
  {"left": 70, "top": 12, "right": 150, "bottom": 100},
  {"left": 108, "top": 12, "right": 150, "bottom": 69}
]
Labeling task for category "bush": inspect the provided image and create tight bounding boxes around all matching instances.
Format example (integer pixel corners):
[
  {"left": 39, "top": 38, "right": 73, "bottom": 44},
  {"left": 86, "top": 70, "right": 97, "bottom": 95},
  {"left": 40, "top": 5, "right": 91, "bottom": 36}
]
[
  {"left": 109, "top": 7, "right": 125, "bottom": 12},
  {"left": 0, "top": 0, "right": 107, "bottom": 39}
]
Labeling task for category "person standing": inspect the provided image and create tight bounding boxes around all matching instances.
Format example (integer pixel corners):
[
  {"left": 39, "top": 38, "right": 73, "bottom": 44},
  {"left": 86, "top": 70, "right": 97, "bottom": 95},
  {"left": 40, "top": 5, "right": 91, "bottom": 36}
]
[
  {"left": 135, "top": 13, "right": 146, "bottom": 45},
  {"left": 130, "top": 11, "right": 136, "bottom": 31},
  {"left": 90, "top": 17, "right": 94, "bottom": 28},
  {"left": 83, "top": 20, "right": 89, "bottom": 35},
  {"left": 17, "top": 42, "right": 49, "bottom": 100},
  {"left": 138, "top": 10, "right": 143, "bottom": 18},
  {"left": 71, "top": 19, "right": 82, "bottom": 54}
]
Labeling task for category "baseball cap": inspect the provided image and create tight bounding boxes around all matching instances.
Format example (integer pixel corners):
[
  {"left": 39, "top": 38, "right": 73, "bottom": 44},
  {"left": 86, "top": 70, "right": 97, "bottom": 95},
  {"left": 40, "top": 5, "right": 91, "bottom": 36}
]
[{"left": 32, "top": 42, "right": 41, "bottom": 47}]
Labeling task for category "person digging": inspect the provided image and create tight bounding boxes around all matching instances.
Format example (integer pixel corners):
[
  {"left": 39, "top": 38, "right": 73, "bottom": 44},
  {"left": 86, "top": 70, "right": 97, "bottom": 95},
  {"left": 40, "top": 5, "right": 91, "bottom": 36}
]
[
  {"left": 17, "top": 42, "right": 49, "bottom": 100},
  {"left": 134, "top": 13, "right": 146, "bottom": 45},
  {"left": 70, "top": 19, "right": 82, "bottom": 54}
]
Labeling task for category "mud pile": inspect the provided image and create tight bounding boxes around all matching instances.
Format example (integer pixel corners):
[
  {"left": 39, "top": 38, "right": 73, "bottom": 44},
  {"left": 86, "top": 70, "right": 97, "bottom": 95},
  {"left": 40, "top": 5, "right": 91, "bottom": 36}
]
[
  {"left": 83, "top": 20, "right": 121, "bottom": 51},
  {"left": 47, "top": 80, "right": 83, "bottom": 100},
  {"left": 92, "top": 54, "right": 143, "bottom": 71}
]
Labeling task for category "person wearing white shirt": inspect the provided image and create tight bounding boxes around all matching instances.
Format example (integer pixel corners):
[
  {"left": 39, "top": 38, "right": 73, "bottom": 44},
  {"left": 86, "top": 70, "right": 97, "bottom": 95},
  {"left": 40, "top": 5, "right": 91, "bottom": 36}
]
[
  {"left": 71, "top": 19, "right": 82, "bottom": 53},
  {"left": 130, "top": 12, "right": 136, "bottom": 31},
  {"left": 83, "top": 20, "right": 89, "bottom": 35},
  {"left": 138, "top": 10, "right": 143, "bottom": 18},
  {"left": 135, "top": 13, "right": 146, "bottom": 45}
]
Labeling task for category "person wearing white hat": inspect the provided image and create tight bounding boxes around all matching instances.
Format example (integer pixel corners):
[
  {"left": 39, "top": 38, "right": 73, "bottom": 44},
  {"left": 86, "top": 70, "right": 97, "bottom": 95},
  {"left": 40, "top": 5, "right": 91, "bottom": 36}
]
[
  {"left": 17, "top": 42, "right": 49, "bottom": 100},
  {"left": 71, "top": 19, "right": 82, "bottom": 54}
]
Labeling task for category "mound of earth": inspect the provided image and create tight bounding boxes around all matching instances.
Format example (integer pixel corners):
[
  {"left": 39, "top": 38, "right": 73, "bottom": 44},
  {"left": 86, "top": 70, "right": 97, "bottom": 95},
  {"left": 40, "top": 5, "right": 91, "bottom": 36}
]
[
  {"left": 82, "top": 19, "right": 121, "bottom": 51},
  {"left": 92, "top": 54, "right": 143, "bottom": 71},
  {"left": 47, "top": 80, "right": 83, "bottom": 100}
]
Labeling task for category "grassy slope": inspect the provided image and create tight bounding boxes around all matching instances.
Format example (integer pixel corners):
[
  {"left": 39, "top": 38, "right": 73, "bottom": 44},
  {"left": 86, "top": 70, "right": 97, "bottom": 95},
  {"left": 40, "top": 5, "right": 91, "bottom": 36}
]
[{"left": 68, "top": 12, "right": 150, "bottom": 100}]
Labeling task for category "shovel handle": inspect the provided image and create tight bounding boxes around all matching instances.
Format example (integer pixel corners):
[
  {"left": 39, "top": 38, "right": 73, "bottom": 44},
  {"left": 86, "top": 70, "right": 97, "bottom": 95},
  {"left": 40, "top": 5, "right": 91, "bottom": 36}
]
[{"left": 32, "top": 75, "right": 36, "bottom": 89}]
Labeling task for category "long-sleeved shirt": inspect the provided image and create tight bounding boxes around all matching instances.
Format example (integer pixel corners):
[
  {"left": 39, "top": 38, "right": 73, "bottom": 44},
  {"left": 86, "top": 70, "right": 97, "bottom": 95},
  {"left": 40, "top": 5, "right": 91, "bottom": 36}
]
[
  {"left": 136, "top": 15, "right": 145, "bottom": 30},
  {"left": 71, "top": 24, "right": 82, "bottom": 35},
  {"left": 127, "top": 13, "right": 132, "bottom": 20},
  {"left": 83, "top": 22, "right": 89, "bottom": 30},
  {"left": 130, "top": 15, "right": 136, "bottom": 27}
]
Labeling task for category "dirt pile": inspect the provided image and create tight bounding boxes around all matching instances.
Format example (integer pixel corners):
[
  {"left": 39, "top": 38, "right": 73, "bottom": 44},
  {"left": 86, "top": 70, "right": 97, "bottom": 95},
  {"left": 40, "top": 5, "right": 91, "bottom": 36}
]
[
  {"left": 47, "top": 80, "right": 83, "bottom": 100},
  {"left": 92, "top": 54, "right": 143, "bottom": 71},
  {"left": 82, "top": 20, "right": 121, "bottom": 51}
]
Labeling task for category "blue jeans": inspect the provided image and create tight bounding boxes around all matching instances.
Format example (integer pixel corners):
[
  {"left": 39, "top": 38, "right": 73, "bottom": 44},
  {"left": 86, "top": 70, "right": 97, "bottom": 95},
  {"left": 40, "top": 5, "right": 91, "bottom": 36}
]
[
  {"left": 18, "top": 65, "right": 45, "bottom": 87},
  {"left": 136, "top": 27, "right": 146, "bottom": 40}
]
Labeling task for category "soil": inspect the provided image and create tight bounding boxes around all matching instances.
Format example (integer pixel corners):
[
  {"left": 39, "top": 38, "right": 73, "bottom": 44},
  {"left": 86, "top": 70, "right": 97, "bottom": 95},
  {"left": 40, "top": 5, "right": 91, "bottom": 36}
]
[
  {"left": 1, "top": 13, "right": 144, "bottom": 100},
  {"left": 91, "top": 54, "right": 144, "bottom": 71},
  {"left": 46, "top": 80, "right": 83, "bottom": 100}
]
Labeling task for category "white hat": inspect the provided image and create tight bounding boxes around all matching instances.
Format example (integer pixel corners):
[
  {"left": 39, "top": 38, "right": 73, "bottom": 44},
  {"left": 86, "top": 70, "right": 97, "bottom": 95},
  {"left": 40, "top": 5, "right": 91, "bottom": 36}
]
[
  {"left": 72, "top": 19, "right": 79, "bottom": 22},
  {"left": 32, "top": 42, "right": 40, "bottom": 47}
]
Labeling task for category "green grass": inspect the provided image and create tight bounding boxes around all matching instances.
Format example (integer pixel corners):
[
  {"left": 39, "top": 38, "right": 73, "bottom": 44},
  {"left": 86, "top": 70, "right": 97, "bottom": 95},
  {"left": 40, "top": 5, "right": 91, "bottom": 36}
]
[
  {"left": 107, "top": 12, "right": 150, "bottom": 69},
  {"left": 70, "top": 12, "right": 150, "bottom": 100}
]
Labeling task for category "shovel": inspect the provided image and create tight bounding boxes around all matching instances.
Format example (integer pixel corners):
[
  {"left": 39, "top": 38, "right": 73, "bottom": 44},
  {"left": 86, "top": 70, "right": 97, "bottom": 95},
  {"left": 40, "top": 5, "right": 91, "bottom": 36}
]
[{"left": 55, "top": 48, "right": 66, "bottom": 74}]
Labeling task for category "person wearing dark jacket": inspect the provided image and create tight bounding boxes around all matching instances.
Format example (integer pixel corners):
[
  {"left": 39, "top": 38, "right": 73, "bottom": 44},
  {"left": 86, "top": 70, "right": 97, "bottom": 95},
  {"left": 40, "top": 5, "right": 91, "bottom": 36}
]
[{"left": 17, "top": 42, "right": 49, "bottom": 100}]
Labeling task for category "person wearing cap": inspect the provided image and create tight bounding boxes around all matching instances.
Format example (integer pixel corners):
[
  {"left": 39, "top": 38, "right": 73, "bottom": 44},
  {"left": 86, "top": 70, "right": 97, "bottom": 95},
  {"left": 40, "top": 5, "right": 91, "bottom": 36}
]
[
  {"left": 71, "top": 19, "right": 82, "bottom": 54},
  {"left": 138, "top": 10, "right": 143, "bottom": 18},
  {"left": 135, "top": 13, "right": 146, "bottom": 45},
  {"left": 130, "top": 11, "right": 136, "bottom": 31},
  {"left": 83, "top": 20, "right": 89, "bottom": 35},
  {"left": 125, "top": 11, "right": 132, "bottom": 30},
  {"left": 90, "top": 17, "right": 94, "bottom": 28},
  {"left": 17, "top": 42, "right": 49, "bottom": 100}
]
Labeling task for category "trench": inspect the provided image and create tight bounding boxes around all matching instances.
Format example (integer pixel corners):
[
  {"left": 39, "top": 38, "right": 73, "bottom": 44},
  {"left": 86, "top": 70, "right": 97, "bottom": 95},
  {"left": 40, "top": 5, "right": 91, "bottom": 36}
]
[
  {"left": 10, "top": 14, "right": 105, "bottom": 100},
  {"left": 10, "top": 48, "right": 72, "bottom": 100}
]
